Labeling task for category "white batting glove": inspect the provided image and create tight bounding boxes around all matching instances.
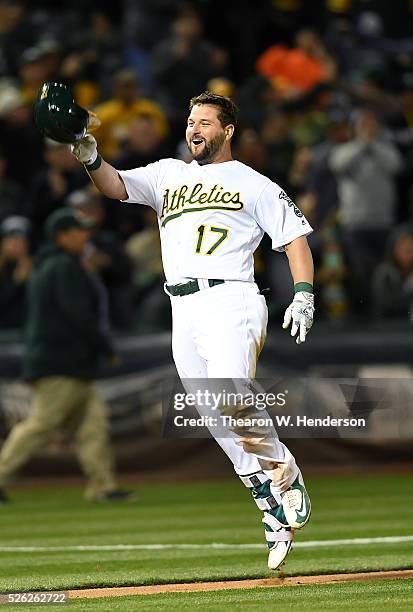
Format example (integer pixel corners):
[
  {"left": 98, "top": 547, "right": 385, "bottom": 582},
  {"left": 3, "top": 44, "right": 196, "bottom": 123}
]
[
  {"left": 282, "top": 291, "right": 315, "bottom": 344},
  {"left": 71, "top": 134, "right": 98, "bottom": 165}
]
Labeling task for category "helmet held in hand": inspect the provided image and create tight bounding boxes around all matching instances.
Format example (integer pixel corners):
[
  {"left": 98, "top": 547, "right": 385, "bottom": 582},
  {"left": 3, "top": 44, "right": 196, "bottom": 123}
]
[{"left": 34, "top": 82, "right": 93, "bottom": 144}]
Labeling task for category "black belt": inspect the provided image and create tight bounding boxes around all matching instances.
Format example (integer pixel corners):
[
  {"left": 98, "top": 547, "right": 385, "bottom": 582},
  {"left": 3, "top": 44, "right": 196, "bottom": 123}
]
[{"left": 166, "top": 279, "right": 225, "bottom": 297}]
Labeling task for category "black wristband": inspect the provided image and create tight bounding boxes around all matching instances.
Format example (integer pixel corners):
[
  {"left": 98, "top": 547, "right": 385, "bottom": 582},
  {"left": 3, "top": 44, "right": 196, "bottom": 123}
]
[{"left": 84, "top": 153, "right": 102, "bottom": 172}]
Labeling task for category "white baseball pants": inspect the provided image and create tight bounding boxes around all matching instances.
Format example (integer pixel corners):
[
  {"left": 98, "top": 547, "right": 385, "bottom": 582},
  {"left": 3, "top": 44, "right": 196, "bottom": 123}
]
[{"left": 170, "top": 280, "right": 298, "bottom": 493}]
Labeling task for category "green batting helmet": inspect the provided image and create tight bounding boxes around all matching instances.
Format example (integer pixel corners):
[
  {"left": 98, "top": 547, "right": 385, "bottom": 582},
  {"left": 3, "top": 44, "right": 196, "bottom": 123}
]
[{"left": 34, "top": 82, "right": 90, "bottom": 144}]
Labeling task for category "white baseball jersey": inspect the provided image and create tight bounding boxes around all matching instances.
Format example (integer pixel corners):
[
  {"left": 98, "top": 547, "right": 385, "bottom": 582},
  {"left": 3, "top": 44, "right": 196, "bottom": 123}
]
[{"left": 119, "top": 158, "right": 312, "bottom": 284}]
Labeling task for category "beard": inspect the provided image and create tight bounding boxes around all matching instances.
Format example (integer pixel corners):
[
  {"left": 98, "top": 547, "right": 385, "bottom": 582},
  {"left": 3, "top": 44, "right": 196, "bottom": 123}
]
[{"left": 187, "top": 132, "right": 226, "bottom": 165}]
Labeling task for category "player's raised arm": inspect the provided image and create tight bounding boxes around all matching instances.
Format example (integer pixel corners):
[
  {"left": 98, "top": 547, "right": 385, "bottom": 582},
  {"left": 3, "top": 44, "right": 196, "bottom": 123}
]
[
  {"left": 282, "top": 236, "right": 315, "bottom": 344},
  {"left": 71, "top": 134, "right": 128, "bottom": 201}
]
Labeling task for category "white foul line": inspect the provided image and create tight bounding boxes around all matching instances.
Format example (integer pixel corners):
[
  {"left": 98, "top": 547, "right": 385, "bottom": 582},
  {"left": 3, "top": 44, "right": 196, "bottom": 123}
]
[{"left": 0, "top": 535, "right": 412, "bottom": 553}]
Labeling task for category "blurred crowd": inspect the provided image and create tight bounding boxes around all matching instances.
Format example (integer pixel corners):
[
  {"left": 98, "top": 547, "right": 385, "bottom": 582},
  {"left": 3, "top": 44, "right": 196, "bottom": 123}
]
[{"left": 2, "top": 0, "right": 413, "bottom": 334}]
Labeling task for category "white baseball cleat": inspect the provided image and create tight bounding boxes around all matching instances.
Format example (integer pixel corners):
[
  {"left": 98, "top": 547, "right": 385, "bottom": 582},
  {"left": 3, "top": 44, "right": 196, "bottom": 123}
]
[
  {"left": 262, "top": 511, "right": 293, "bottom": 570},
  {"left": 281, "top": 471, "right": 311, "bottom": 530}
]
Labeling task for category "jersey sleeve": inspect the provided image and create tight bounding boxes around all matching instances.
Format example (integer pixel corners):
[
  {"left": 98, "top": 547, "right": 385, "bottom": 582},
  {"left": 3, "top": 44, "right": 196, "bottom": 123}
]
[
  {"left": 253, "top": 181, "right": 313, "bottom": 251},
  {"left": 118, "top": 161, "right": 162, "bottom": 211}
]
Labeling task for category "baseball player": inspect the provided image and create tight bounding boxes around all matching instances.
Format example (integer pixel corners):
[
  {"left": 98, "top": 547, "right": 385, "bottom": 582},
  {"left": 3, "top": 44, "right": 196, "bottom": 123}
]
[{"left": 70, "top": 91, "right": 315, "bottom": 570}]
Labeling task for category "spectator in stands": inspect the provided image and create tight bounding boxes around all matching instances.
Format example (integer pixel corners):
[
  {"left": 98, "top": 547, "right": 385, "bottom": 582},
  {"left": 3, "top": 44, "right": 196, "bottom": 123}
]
[
  {"left": 35, "top": 39, "right": 61, "bottom": 83},
  {"left": 29, "top": 139, "right": 87, "bottom": 247},
  {"left": 255, "top": 28, "right": 336, "bottom": 103},
  {"left": 296, "top": 110, "right": 350, "bottom": 230},
  {"left": 115, "top": 114, "right": 170, "bottom": 171},
  {"left": 372, "top": 224, "right": 413, "bottom": 320},
  {"left": 329, "top": 108, "right": 402, "bottom": 309},
  {"left": 295, "top": 28, "right": 337, "bottom": 79},
  {"left": 236, "top": 73, "right": 278, "bottom": 131},
  {"left": 151, "top": 9, "right": 227, "bottom": 134},
  {"left": 67, "top": 188, "right": 134, "bottom": 330},
  {"left": 0, "top": 208, "right": 132, "bottom": 503},
  {"left": 206, "top": 77, "right": 234, "bottom": 99},
  {"left": 18, "top": 45, "right": 57, "bottom": 105},
  {"left": 60, "top": 11, "right": 123, "bottom": 108},
  {"left": 0, "top": 82, "right": 44, "bottom": 184},
  {"left": 93, "top": 69, "right": 168, "bottom": 161},
  {"left": 260, "top": 112, "right": 296, "bottom": 186},
  {"left": 0, "top": 215, "right": 32, "bottom": 329}
]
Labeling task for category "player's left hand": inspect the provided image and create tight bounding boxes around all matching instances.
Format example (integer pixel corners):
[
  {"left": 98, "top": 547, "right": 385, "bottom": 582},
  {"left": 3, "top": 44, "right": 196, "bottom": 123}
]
[{"left": 282, "top": 291, "right": 314, "bottom": 344}]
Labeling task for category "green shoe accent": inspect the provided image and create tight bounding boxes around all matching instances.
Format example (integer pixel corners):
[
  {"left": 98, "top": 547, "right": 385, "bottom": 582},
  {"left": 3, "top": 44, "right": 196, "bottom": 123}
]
[
  {"left": 251, "top": 479, "right": 272, "bottom": 499},
  {"left": 251, "top": 479, "right": 289, "bottom": 527},
  {"left": 281, "top": 472, "right": 311, "bottom": 529},
  {"left": 265, "top": 504, "right": 289, "bottom": 537}
]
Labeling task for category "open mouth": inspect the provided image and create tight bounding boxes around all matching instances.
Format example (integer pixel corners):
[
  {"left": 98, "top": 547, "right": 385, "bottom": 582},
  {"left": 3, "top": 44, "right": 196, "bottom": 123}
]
[{"left": 192, "top": 138, "right": 204, "bottom": 146}]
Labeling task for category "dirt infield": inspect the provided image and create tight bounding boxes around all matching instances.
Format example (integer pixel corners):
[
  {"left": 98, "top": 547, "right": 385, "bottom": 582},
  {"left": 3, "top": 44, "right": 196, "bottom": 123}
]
[{"left": 68, "top": 569, "right": 413, "bottom": 599}]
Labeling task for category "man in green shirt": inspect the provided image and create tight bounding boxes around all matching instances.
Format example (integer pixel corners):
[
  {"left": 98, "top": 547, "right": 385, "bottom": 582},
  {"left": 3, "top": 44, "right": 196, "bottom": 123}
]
[{"left": 0, "top": 208, "right": 130, "bottom": 502}]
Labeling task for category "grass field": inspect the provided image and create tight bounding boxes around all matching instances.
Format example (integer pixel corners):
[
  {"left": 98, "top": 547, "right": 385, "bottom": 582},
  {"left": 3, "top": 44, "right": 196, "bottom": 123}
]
[
  {"left": 0, "top": 473, "right": 412, "bottom": 610},
  {"left": 31, "top": 580, "right": 413, "bottom": 611}
]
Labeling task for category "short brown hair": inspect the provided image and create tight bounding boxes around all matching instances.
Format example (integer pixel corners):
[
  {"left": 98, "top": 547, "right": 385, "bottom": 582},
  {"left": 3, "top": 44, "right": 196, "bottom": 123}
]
[{"left": 189, "top": 91, "right": 238, "bottom": 129}]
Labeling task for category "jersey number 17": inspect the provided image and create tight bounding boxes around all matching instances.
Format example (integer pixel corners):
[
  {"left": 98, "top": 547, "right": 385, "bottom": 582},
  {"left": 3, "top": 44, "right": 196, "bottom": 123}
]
[{"left": 195, "top": 225, "right": 229, "bottom": 255}]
